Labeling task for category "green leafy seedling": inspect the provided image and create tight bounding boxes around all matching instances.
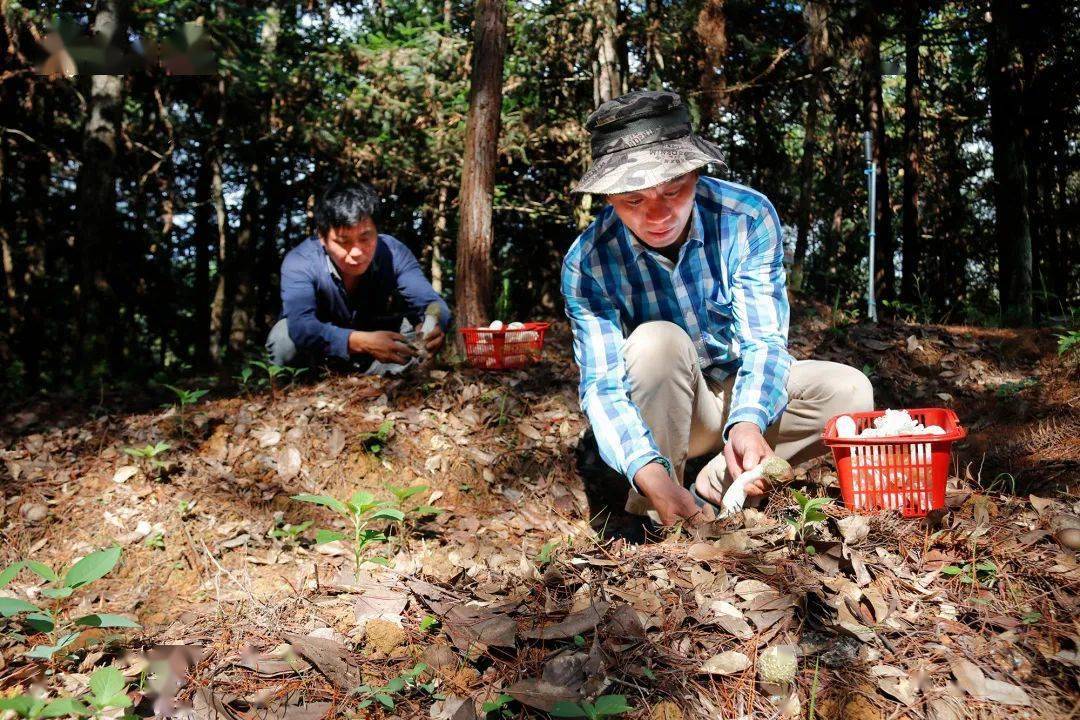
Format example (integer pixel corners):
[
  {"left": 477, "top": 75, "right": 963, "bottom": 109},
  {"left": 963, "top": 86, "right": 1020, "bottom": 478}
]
[
  {"left": 419, "top": 614, "right": 439, "bottom": 632},
  {"left": 354, "top": 663, "right": 432, "bottom": 709},
  {"left": 387, "top": 483, "right": 445, "bottom": 530},
  {"left": 292, "top": 490, "right": 405, "bottom": 577},
  {"left": 1057, "top": 330, "right": 1080, "bottom": 356},
  {"left": 123, "top": 442, "right": 172, "bottom": 480},
  {"left": 360, "top": 419, "right": 395, "bottom": 456},
  {"left": 162, "top": 384, "right": 208, "bottom": 434},
  {"left": 536, "top": 539, "right": 560, "bottom": 566},
  {"left": 0, "top": 694, "right": 88, "bottom": 719},
  {"left": 787, "top": 490, "right": 831, "bottom": 552},
  {"left": 269, "top": 519, "right": 313, "bottom": 545},
  {"left": 941, "top": 560, "right": 998, "bottom": 588},
  {"left": 551, "top": 695, "right": 633, "bottom": 719},
  {"left": 87, "top": 666, "right": 133, "bottom": 714},
  {"left": 0, "top": 546, "right": 139, "bottom": 660},
  {"left": 481, "top": 693, "right": 515, "bottom": 717}
]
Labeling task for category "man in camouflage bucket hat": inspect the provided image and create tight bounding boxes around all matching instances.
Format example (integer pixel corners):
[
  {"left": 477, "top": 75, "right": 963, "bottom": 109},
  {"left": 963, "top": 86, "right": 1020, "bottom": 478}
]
[{"left": 563, "top": 90, "right": 874, "bottom": 527}]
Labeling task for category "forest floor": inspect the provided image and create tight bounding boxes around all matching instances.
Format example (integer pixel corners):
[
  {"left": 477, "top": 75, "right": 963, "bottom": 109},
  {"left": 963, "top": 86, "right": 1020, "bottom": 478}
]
[{"left": 1, "top": 301, "right": 1078, "bottom": 720}]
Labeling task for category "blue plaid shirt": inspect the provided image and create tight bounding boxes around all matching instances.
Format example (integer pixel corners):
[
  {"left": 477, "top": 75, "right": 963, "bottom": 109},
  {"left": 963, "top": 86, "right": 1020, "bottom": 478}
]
[{"left": 561, "top": 176, "right": 793, "bottom": 485}]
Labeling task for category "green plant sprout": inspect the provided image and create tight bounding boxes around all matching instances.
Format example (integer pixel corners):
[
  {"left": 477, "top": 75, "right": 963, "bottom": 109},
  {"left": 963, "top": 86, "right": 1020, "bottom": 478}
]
[
  {"left": 360, "top": 419, "right": 395, "bottom": 456},
  {"left": 1057, "top": 330, "right": 1080, "bottom": 356},
  {"left": 268, "top": 518, "right": 313, "bottom": 545},
  {"left": 143, "top": 532, "right": 165, "bottom": 551},
  {"left": 481, "top": 693, "right": 515, "bottom": 717},
  {"left": 551, "top": 695, "right": 633, "bottom": 719},
  {"left": 0, "top": 693, "right": 88, "bottom": 719},
  {"left": 536, "top": 539, "right": 560, "bottom": 566},
  {"left": 291, "top": 491, "right": 404, "bottom": 575},
  {"left": 0, "top": 666, "right": 133, "bottom": 720},
  {"left": 353, "top": 662, "right": 433, "bottom": 710},
  {"left": 787, "top": 490, "right": 831, "bottom": 553},
  {"left": 995, "top": 377, "right": 1039, "bottom": 397},
  {"left": 122, "top": 442, "right": 171, "bottom": 479},
  {"left": 941, "top": 560, "right": 998, "bottom": 588},
  {"left": 86, "top": 666, "right": 134, "bottom": 717},
  {"left": 419, "top": 614, "right": 439, "bottom": 632},
  {"left": 0, "top": 546, "right": 139, "bottom": 660},
  {"left": 387, "top": 483, "right": 444, "bottom": 528},
  {"left": 162, "top": 384, "right": 208, "bottom": 434},
  {"left": 247, "top": 359, "right": 307, "bottom": 398}
]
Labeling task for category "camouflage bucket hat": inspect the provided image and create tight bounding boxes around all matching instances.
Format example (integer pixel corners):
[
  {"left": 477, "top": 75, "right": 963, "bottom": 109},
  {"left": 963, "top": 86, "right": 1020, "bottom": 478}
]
[{"left": 573, "top": 90, "right": 725, "bottom": 195}]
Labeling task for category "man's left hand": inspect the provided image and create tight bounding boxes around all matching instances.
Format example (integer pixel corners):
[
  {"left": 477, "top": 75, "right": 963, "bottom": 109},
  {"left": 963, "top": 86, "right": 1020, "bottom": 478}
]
[
  {"left": 423, "top": 325, "right": 446, "bottom": 354},
  {"left": 723, "top": 422, "right": 775, "bottom": 497}
]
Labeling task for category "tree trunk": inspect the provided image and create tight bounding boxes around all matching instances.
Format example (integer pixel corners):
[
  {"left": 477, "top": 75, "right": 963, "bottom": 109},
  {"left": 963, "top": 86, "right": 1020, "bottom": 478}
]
[
  {"left": 859, "top": 4, "right": 895, "bottom": 306},
  {"left": 193, "top": 80, "right": 224, "bottom": 371},
  {"left": 696, "top": 0, "right": 727, "bottom": 122},
  {"left": 431, "top": 184, "right": 449, "bottom": 294},
  {"left": 644, "top": 0, "right": 665, "bottom": 88},
  {"left": 987, "top": 0, "right": 1032, "bottom": 325},
  {"left": 454, "top": 0, "right": 507, "bottom": 336},
  {"left": 75, "top": 0, "right": 125, "bottom": 376},
  {"left": 593, "top": 0, "right": 621, "bottom": 106},
  {"left": 900, "top": 0, "right": 922, "bottom": 305},
  {"left": 791, "top": 0, "right": 828, "bottom": 292}
]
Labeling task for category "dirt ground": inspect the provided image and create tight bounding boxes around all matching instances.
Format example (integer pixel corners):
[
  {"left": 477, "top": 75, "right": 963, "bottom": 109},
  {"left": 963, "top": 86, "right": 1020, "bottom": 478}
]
[{"left": 1, "top": 303, "right": 1078, "bottom": 719}]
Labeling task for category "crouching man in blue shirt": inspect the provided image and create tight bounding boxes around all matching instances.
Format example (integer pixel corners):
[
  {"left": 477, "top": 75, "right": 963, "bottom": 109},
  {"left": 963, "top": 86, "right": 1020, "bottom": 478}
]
[{"left": 266, "top": 182, "right": 451, "bottom": 371}]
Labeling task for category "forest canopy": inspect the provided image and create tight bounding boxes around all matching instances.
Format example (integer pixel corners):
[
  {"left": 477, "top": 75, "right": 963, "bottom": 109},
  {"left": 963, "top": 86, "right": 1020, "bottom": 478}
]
[{"left": 0, "top": 0, "right": 1076, "bottom": 394}]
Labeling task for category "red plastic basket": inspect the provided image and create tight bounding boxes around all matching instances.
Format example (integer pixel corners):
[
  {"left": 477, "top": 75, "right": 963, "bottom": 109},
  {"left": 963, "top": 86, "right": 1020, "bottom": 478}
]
[
  {"left": 822, "top": 408, "right": 966, "bottom": 517},
  {"left": 459, "top": 322, "right": 550, "bottom": 370}
]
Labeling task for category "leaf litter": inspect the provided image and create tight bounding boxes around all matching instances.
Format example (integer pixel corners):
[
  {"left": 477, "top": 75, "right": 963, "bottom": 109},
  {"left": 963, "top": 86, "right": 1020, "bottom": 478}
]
[{"left": 0, "top": 318, "right": 1077, "bottom": 718}]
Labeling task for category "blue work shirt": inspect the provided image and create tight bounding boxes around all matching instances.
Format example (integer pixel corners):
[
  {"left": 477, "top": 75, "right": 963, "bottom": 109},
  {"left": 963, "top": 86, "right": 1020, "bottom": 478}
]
[{"left": 279, "top": 235, "right": 451, "bottom": 361}]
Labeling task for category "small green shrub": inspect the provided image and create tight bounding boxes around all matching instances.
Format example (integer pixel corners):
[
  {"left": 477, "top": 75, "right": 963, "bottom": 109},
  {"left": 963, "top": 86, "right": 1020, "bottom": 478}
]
[
  {"left": 787, "top": 490, "right": 830, "bottom": 553},
  {"left": 551, "top": 695, "right": 633, "bottom": 719},
  {"left": 0, "top": 547, "right": 138, "bottom": 660},
  {"left": 162, "top": 384, "right": 208, "bottom": 435},
  {"left": 291, "top": 491, "right": 404, "bottom": 576}
]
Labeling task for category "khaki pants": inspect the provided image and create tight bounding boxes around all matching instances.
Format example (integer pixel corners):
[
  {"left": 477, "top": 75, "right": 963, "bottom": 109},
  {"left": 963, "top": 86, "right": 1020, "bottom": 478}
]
[{"left": 621, "top": 321, "right": 874, "bottom": 515}]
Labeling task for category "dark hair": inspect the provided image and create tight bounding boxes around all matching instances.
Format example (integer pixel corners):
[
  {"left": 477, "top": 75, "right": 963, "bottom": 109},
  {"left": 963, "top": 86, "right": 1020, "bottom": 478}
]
[{"left": 313, "top": 182, "right": 379, "bottom": 236}]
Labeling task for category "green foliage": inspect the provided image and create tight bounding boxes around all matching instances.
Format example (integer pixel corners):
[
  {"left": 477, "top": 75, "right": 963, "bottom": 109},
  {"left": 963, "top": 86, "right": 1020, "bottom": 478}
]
[
  {"left": 0, "top": 547, "right": 137, "bottom": 660},
  {"left": 419, "top": 614, "right": 439, "bottom": 632},
  {"left": 481, "top": 694, "right": 515, "bottom": 717},
  {"left": 787, "top": 490, "right": 831, "bottom": 550},
  {"left": 292, "top": 490, "right": 405, "bottom": 576},
  {"left": 246, "top": 359, "right": 307, "bottom": 397},
  {"left": 123, "top": 441, "right": 171, "bottom": 479},
  {"left": 536, "top": 539, "right": 560, "bottom": 565},
  {"left": 387, "top": 483, "right": 445, "bottom": 528},
  {"left": 1057, "top": 330, "right": 1080, "bottom": 356},
  {"left": 87, "top": 666, "right": 133, "bottom": 713},
  {"left": 268, "top": 518, "right": 313, "bottom": 544},
  {"left": 0, "top": 694, "right": 89, "bottom": 719},
  {"left": 941, "top": 560, "right": 998, "bottom": 588},
  {"left": 360, "top": 419, "right": 395, "bottom": 456},
  {"left": 550, "top": 695, "right": 633, "bottom": 718},
  {"left": 162, "top": 384, "right": 207, "bottom": 434},
  {"left": 354, "top": 662, "right": 434, "bottom": 709},
  {"left": 995, "top": 377, "right": 1039, "bottom": 397}
]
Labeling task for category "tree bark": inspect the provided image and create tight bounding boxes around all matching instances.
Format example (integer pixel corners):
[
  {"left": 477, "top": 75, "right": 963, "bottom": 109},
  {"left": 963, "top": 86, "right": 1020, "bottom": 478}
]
[
  {"left": 791, "top": 0, "right": 828, "bottom": 293},
  {"left": 193, "top": 79, "right": 225, "bottom": 371},
  {"left": 900, "top": 0, "right": 922, "bottom": 305},
  {"left": 696, "top": 0, "right": 727, "bottom": 122},
  {"left": 75, "top": 0, "right": 125, "bottom": 376},
  {"left": 431, "top": 184, "right": 449, "bottom": 294},
  {"left": 858, "top": 3, "right": 895, "bottom": 306},
  {"left": 454, "top": 0, "right": 507, "bottom": 336},
  {"left": 644, "top": 0, "right": 665, "bottom": 88},
  {"left": 593, "top": 0, "right": 622, "bottom": 106},
  {"left": 987, "top": 0, "right": 1033, "bottom": 325}
]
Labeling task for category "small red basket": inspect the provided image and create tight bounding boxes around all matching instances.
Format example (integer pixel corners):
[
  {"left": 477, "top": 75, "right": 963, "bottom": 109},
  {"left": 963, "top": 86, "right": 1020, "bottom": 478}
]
[
  {"left": 460, "top": 322, "right": 550, "bottom": 370},
  {"left": 822, "top": 408, "right": 966, "bottom": 517}
]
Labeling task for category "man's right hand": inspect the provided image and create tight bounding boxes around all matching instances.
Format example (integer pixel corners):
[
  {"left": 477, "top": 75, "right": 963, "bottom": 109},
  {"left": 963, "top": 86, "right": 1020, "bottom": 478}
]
[
  {"left": 349, "top": 331, "right": 417, "bottom": 364},
  {"left": 633, "top": 462, "right": 715, "bottom": 526}
]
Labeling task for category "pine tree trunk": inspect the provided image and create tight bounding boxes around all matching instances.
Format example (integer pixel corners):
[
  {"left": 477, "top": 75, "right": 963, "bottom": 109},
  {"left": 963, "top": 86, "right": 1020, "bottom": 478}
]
[
  {"left": 987, "top": 0, "right": 1033, "bottom": 325},
  {"left": 431, "top": 184, "right": 449, "bottom": 294},
  {"left": 594, "top": 0, "right": 621, "bottom": 105},
  {"left": 900, "top": 0, "right": 922, "bottom": 305},
  {"left": 454, "top": 0, "right": 507, "bottom": 338},
  {"left": 859, "top": 4, "right": 895, "bottom": 306},
  {"left": 644, "top": 0, "right": 665, "bottom": 88},
  {"left": 75, "top": 0, "right": 125, "bottom": 376},
  {"left": 791, "top": 0, "right": 828, "bottom": 293},
  {"left": 193, "top": 80, "right": 224, "bottom": 371},
  {"left": 696, "top": 0, "right": 727, "bottom": 122}
]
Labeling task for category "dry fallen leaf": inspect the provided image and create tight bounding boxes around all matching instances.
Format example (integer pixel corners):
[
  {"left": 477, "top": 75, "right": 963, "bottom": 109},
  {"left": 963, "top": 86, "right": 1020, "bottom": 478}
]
[{"left": 699, "top": 650, "right": 749, "bottom": 676}]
